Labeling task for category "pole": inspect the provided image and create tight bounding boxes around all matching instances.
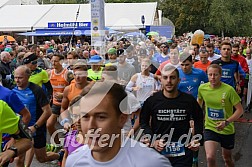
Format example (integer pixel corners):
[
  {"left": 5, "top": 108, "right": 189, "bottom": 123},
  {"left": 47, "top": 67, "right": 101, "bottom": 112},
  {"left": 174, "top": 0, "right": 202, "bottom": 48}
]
[{"left": 69, "top": 4, "right": 80, "bottom": 51}]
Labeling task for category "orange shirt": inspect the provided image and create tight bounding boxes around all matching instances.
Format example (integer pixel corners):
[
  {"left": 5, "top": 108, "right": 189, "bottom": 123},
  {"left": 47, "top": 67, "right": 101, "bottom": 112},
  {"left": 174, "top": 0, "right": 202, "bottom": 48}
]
[
  {"left": 194, "top": 61, "right": 211, "bottom": 72},
  {"left": 50, "top": 69, "right": 69, "bottom": 106},
  {"left": 67, "top": 83, "right": 83, "bottom": 102}
]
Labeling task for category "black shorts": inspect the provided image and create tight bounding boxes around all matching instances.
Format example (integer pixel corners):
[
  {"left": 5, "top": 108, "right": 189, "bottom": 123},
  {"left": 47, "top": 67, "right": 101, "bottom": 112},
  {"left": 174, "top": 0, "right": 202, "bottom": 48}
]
[
  {"left": 244, "top": 79, "right": 249, "bottom": 89},
  {"left": 51, "top": 104, "right": 61, "bottom": 115},
  {"left": 238, "top": 86, "right": 244, "bottom": 98},
  {"left": 204, "top": 129, "right": 235, "bottom": 150},
  {"left": 168, "top": 147, "right": 193, "bottom": 167},
  {"left": 33, "top": 126, "right": 47, "bottom": 149}
]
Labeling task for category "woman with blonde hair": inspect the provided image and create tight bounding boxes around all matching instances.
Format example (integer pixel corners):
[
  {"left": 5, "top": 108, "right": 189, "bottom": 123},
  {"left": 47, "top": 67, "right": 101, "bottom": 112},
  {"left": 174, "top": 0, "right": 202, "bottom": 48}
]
[{"left": 126, "top": 58, "right": 160, "bottom": 104}]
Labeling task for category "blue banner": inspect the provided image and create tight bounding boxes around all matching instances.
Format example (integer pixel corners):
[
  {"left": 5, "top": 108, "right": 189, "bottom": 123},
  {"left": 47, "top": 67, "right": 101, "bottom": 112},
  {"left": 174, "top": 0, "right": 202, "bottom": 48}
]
[
  {"left": 146, "top": 26, "right": 175, "bottom": 38},
  {"left": 48, "top": 22, "right": 91, "bottom": 28}
]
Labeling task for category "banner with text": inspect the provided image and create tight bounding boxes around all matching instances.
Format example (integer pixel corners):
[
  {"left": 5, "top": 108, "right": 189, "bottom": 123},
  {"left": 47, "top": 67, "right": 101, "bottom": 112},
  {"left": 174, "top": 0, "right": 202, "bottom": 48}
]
[{"left": 91, "top": 0, "right": 105, "bottom": 50}]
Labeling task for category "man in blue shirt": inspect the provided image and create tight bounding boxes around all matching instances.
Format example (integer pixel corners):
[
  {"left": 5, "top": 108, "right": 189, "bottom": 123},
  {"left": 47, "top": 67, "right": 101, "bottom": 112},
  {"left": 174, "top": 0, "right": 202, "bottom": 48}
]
[
  {"left": 211, "top": 40, "right": 240, "bottom": 94},
  {"left": 13, "top": 65, "right": 62, "bottom": 167},
  {"left": 155, "top": 43, "right": 170, "bottom": 64},
  {"left": 178, "top": 53, "right": 208, "bottom": 99},
  {"left": 177, "top": 53, "right": 208, "bottom": 166}
]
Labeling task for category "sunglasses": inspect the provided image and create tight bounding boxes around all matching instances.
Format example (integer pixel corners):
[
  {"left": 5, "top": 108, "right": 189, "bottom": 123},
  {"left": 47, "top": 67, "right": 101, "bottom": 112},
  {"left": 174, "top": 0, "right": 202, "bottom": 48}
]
[
  {"left": 73, "top": 71, "right": 87, "bottom": 77},
  {"left": 31, "top": 60, "right": 37, "bottom": 65}
]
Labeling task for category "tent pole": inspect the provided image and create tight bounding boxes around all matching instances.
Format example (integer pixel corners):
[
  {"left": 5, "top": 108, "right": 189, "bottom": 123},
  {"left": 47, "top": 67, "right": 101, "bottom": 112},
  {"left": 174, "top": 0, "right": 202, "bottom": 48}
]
[
  {"left": 31, "top": 26, "right": 34, "bottom": 44},
  {"left": 32, "top": 36, "right": 34, "bottom": 44}
]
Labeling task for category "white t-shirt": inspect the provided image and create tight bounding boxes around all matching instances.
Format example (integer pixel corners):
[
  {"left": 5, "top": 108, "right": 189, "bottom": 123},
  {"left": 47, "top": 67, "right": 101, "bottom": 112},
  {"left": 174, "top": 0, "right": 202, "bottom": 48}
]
[
  {"left": 126, "top": 57, "right": 136, "bottom": 65},
  {"left": 208, "top": 54, "right": 221, "bottom": 61},
  {"left": 135, "top": 73, "right": 158, "bottom": 102},
  {"left": 65, "top": 138, "right": 172, "bottom": 167},
  {"left": 246, "top": 58, "right": 252, "bottom": 83}
]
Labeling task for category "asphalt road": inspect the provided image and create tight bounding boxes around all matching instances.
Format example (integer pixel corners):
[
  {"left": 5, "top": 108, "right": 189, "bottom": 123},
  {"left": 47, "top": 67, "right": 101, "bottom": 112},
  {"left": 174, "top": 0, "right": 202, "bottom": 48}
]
[
  {"left": 198, "top": 112, "right": 252, "bottom": 167},
  {"left": 9, "top": 112, "right": 252, "bottom": 167}
]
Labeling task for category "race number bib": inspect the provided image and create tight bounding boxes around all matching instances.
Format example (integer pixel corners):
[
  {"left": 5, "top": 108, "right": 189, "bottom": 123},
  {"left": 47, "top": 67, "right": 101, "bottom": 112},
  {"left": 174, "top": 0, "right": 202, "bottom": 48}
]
[
  {"left": 161, "top": 142, "right": 185, "bottom": 157},
  {"left": 207, "top": 108, "right": 224, "bottom": 120}
]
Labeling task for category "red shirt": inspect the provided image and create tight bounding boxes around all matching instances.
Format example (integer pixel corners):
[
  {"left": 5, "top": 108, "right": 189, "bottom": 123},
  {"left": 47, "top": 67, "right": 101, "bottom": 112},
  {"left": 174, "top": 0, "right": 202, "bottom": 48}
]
[
  {"left": 231, "top": 55, "right": 249, "bottom": 73},
  {"left": 231, "top": 54, "right": 249, "bottom": 86}
]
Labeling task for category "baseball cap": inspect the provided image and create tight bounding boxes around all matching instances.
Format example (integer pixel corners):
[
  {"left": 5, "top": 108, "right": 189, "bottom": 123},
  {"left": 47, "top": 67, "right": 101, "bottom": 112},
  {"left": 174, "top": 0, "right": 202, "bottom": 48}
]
[
  {"left": 167, "top": 39, "right": 173, "bottom": 43},
  {"left": 107, "top": 48, "right": 117, "bottom": 55},
  {"left": 88, "top": 55, "right": 103, "bottom": 63},
  {"left": 4, "top": 47, "right": 12, "bottom": 53},
  {"left": 117, "top": 49, "right": 125, "bottom": 56},
  {"left": 47, "top": 48, "right": 54, "bottom": 54}
]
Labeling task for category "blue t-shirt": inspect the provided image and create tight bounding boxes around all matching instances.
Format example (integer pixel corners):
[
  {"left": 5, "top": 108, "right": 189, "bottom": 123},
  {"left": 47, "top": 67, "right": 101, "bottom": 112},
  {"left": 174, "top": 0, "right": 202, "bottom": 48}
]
[
  {"left": 12, "top": 82, "right": 49, "bottom": 126},
  {"left": 214, "top": 48, "right": 221, "bottom": 55},
  {"left": 0, "top": 86, "right": 24, "bottom": 113},
  {"left": 211, "top": 58, "right": 239, "bottom": 88},
  {"left": 178, "top": 67, "right": 208, "bottom": 99},
  {"left": 155, "top": 53, "right": 169, "bottom": 64},
  {"left": 238, "top": 64, "right": 246, "bottom": 78}
]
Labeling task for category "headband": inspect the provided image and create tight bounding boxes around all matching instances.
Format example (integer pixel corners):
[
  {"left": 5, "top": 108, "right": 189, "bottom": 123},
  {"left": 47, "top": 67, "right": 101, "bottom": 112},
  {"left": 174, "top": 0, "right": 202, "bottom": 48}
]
[{"left": 23, "top": 53, "right": 37, "bottom": 64}]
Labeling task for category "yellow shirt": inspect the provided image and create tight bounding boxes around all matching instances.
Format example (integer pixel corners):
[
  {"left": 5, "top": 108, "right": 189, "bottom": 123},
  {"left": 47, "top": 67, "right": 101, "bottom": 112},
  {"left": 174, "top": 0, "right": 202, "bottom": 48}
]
[
  {"left": 29, "top": 68, "right": 49, "bottom": 87},
  {"left": 0, "top": 100, "right": 19, "bottom": 152}
]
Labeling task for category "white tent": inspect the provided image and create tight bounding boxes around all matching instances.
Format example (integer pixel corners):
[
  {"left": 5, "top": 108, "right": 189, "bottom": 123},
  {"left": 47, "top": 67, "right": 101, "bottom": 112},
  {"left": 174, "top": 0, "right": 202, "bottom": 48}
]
[
  {"left": 33, "top": 4, "right": 91, "bottom": 29},
  {"left": 0, "top": 0, "right": 38, "bottom": 8},
  {"left": 105, "top": 3, "right": 157, "bottom": 30},
  {"left": 33, "top": 2, "right": 157, "bottom": 30},
  {"left": 0, "top": 0, "right": 21, "bottom": 8},
  {"left": 21, "top": 0, "right": 39, "bottom": 5},
  {"left": 0, "top": 2, "right": 157, "bottom": 32},
  {"left": 0, "top": 5, "right": 53, "bottom": 31}
]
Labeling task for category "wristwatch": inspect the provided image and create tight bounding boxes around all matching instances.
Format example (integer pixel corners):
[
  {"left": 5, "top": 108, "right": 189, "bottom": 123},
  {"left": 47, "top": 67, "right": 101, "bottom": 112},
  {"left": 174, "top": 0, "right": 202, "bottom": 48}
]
[
  {"left": 8, "top": 146, "right": 18, "bottom": 158},
  {"left": 224, "top": 120, "right": 230, "bottom": 126},
  {"left": 33, "top": 124, "right": 39, "bottom": 130}
]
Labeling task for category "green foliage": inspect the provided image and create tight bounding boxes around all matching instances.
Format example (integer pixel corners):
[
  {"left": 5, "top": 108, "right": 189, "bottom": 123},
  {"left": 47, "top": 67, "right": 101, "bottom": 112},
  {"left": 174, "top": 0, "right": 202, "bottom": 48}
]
[
  {"left": 106, "top": 0, "right": 156, "bottom": 2},
  {"left": 159, "top": 0, "right": 252, "bottom": 36}
]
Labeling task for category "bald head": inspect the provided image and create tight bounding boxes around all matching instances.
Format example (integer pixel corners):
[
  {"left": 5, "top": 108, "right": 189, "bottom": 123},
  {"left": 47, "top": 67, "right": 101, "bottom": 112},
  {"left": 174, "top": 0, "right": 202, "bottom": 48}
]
[
  {"left": 14, "top": 65, "right": 31, "bottom": 89},
  {"left": 15, "top": 65, "right": 31, "bottom": 77},
  {"left": 246, "top": 48, "right": 252, "bottom": 58},
  {"left": 0, "top": 51, "right": 11, "bottom": 63}
]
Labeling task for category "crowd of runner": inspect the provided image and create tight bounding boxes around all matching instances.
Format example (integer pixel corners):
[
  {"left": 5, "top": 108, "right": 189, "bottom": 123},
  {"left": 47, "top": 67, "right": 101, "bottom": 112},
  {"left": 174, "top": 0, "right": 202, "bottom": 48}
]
[{"left": 0, "top": 34, "right": 251, "bottom": 167}]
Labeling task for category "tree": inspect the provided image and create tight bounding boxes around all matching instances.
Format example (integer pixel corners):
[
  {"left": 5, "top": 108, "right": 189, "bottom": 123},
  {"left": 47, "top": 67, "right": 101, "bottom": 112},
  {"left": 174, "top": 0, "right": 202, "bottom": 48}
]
[
  {"left": 159, "top": 0, "right": 210, "bottom": 35},
  {"left": 105, "top": 0, "right": 156, "bottom": 2},
  {"left": 208, "top": 0, "right": 252, "bottom": 36}
]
